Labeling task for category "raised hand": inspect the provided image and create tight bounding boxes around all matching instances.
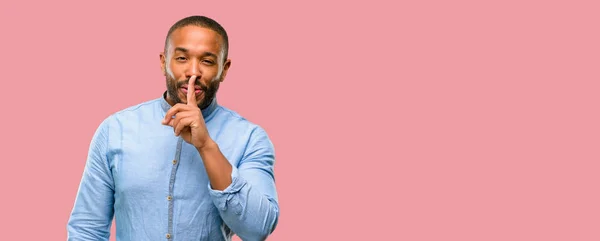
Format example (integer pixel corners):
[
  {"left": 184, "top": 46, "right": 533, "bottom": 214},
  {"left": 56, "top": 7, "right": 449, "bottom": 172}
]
[{"left": 162, "top": 75, "right": 213, "bottom": 150}]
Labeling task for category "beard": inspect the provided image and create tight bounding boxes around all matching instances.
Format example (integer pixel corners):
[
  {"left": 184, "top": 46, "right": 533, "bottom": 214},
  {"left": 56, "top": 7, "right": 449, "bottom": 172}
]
[{"left": 166, "top": 75, "right": 221, "bottom": 110}]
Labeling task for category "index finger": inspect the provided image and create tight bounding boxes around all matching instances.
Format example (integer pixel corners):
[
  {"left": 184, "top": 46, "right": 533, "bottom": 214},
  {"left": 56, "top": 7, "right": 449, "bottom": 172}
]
[{"left": 187, "top": 75, "right": 197, "bottom": 106}]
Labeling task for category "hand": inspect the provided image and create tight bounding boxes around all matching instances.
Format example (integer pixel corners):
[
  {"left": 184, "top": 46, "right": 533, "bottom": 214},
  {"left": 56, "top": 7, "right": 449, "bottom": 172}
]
[{"left": 162, "top": 75, "right": 213, "bottom": 150}]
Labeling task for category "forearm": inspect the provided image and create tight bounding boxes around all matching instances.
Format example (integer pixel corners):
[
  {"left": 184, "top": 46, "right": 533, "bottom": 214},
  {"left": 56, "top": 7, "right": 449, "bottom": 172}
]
[
  {"left": 201, "top": 127, "right": 280, "bottom": 239},
  {"left": 197, "top": 139, "right": 233, "bottom": 190},
  {"left": 208, "top": 168, "right": 279, "bottom": 240},
  {"left": 200, "top": 139, "right": 279, "bottom": 239},
  {"left": 68, "top": 201, "right": 113, "bottom": 241}
]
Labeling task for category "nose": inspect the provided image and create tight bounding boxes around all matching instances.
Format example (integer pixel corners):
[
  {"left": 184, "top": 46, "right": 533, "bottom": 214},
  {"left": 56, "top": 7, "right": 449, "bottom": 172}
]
[{"left": 186, "top": 60, "right": 201, "bottom": 79}]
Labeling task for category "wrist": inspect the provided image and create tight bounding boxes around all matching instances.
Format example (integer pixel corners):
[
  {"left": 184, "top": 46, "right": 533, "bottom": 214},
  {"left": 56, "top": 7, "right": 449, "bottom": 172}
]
[{"left": 196, "top": 138, "right": 218, "bottom": 154}]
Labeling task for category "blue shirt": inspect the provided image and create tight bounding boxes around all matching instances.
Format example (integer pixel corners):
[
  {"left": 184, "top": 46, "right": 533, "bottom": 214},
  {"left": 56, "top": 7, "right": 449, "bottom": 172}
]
[{"left": 67, "top": 93, "right": 280, "bottom": 241}]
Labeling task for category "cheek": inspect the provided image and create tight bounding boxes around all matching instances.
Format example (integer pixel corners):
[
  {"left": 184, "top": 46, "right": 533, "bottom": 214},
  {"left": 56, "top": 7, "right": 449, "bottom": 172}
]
[
  {"left": 166, "top": 60, "right": 185, "bottom": 79},
  {"left": 165, "top": 64, "right": 176, "bottom": 79},
  {"left": 208, "top": 80, "right": 220, "bottom": 90},
  {"left": 206, "top": 70, "right": 222, "bottom": 83}
]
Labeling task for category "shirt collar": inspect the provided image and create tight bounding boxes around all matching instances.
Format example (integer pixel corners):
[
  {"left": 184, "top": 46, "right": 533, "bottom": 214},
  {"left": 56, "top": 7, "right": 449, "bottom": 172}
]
[{"left": 160, "top": 91, "right": 218, "bottom": 118}]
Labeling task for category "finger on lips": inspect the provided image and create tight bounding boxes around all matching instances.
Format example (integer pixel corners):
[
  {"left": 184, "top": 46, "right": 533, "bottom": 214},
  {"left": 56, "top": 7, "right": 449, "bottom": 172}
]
[
  {"left": 187, "top": 75, "right": 197, "bottom": 106},
  {"left": 161, "top": 75, "right": 198, "bottom": 127}
]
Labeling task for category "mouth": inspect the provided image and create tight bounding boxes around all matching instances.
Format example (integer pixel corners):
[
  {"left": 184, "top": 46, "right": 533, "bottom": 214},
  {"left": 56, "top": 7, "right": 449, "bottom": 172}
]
[{"left": 180, "top": 85, "right": 203, "bottom": 95}]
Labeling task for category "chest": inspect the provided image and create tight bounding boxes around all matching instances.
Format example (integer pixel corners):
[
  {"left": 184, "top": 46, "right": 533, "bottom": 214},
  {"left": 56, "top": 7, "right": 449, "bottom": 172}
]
[{"left": 106, "top": 118, "right": 247, "bottom": 199}]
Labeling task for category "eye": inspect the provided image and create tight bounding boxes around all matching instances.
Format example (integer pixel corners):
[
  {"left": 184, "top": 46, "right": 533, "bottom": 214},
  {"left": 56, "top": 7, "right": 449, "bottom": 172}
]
[
  {"left": 175, "top": 57, "right": 187, "bottom": 62},
  {"left": 202, "top": 60, "right": 215, "bottom": 65}
]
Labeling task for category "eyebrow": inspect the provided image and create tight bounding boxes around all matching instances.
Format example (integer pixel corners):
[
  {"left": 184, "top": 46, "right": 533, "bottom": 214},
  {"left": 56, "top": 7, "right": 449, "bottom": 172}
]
[
  {"left": 174, "top": 47, "right": 218, "bottom": 59},
  {"left": 174, "top": 47, "right": 189, "bottom": 53}
]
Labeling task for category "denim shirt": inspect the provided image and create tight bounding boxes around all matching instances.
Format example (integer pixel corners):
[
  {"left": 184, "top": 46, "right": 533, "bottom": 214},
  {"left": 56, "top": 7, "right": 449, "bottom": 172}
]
[{"left": 67, "top": 93, "right": 279, "bottom": 241}]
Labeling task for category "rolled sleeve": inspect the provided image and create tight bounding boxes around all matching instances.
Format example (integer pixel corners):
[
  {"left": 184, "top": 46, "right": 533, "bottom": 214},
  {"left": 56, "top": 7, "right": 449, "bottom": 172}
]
[
  {"left": 208, "top": 126, "right": 280, "bottom": 240},
  {"left": 208, "top": 166, "right": 247, "bottom": 212}
]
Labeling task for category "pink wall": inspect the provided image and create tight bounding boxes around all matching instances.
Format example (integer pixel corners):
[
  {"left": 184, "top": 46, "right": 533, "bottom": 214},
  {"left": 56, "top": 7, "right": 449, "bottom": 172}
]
[{"left": 0, "top": 0, "right": 598, "bottom": 240}]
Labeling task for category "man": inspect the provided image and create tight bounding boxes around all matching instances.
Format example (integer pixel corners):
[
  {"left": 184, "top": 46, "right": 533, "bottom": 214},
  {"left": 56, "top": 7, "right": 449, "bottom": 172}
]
[{"left": 67, "top": 15, "right": 279, "bottom": 241}]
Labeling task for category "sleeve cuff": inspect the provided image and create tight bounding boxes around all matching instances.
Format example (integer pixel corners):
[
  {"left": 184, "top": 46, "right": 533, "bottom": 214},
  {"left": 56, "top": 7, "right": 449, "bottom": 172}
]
[{"left": 208, "top": 167, "right": 247, "bottom": 211}]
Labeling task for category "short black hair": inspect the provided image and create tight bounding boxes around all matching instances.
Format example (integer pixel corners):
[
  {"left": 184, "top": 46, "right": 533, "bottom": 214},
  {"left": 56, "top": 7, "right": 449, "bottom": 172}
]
[{"left": 164, "top": 15, "right": 229, "bottom": 61}]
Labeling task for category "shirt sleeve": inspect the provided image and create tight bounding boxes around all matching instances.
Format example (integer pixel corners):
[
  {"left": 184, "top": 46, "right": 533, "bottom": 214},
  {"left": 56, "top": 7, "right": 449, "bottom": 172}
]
[
  {"left": 67, "top": 118, "right": 115, "bottom": 241},
  {"left": 208, "top": 126, "right": 280, "bottom": 240}
]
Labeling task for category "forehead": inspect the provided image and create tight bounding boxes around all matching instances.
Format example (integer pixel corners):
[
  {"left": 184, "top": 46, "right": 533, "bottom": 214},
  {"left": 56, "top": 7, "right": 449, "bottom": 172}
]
[{"left": 169, "top": 25, "right": 223, "bottom": 55}]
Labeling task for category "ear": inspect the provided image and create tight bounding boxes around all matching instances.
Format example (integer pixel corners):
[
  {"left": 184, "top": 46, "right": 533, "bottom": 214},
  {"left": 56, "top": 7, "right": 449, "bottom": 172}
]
[
  {"left": 219, "top": 59, "right": 232, "bottom": 82},
  {"left": 159, "top": 52, "right": 166, "bottom": 76}
]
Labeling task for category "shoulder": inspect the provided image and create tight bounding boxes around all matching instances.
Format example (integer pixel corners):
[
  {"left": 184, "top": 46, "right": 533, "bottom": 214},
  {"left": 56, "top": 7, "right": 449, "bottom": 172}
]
[
  {"left": 112, "top": 97, "right": 162, "bottom": 118},
  {"left": 215, "top": 105, "right": 270, "bottom": 136},
  {"left": 95, "top": 97, "right": 163, "bottom": 131},
  {"left": 214, "top": 105, "right": 274, "bottom": 150},
  {"left": 215, "top": 106, "right": 276, "bottom": 166}
]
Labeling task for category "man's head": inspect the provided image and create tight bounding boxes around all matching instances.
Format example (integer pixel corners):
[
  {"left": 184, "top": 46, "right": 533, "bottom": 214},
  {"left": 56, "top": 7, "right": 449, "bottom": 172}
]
[{"left": 160, "top": 16, "right": 231, "bottom": 109}]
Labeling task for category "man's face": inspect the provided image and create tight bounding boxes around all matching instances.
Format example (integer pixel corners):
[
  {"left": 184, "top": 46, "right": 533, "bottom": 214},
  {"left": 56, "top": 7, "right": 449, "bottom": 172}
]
[{"left": 160, "top": 25, "right": 231, "bottom": 109}]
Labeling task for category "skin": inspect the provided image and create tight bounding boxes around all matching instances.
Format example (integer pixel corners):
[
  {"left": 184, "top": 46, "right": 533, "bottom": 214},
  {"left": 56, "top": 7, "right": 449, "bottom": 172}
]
[
  {"left": 159, "top": 25, "right": 233, "bottom": 190},
  {"left": 161, "top": 25, "right": 230, "bottom": 110}
]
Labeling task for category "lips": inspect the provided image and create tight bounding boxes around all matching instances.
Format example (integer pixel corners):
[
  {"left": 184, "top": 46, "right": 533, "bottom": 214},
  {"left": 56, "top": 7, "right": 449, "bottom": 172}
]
[
  {"left": 182, "top": 84, "right": 201, "bottom": 90},
  {"left": 180, "top": 86, "right": 202, "bottom": 94}
]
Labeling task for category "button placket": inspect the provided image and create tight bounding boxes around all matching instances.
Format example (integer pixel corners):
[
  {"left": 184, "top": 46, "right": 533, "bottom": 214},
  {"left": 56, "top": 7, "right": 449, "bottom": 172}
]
[{"left": 167, "top": 138, "right": 183, "bottom": 241}]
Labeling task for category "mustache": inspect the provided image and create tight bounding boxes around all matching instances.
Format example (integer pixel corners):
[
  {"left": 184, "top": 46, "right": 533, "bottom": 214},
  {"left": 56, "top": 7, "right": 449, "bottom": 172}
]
[{"left": 177, "top": 78, "right": 208, "bottom": 91}]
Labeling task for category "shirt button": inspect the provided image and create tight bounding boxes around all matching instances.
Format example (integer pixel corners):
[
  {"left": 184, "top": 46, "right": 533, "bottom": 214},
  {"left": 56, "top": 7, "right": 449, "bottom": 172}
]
[
  {"left": 166, "top": 233, "right": 171, "bottom": 239},
  {"left": 172, "top": 160, "right": 177, "bottom": 164},
  {"left": 167, "top": 196, "right": 172, "bottom": 201}
]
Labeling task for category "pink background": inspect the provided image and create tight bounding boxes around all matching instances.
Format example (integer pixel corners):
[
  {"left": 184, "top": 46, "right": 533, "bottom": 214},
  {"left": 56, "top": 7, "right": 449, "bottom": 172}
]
[{"left": 1, "top": 0, "right": 599, "bottom": 240}]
